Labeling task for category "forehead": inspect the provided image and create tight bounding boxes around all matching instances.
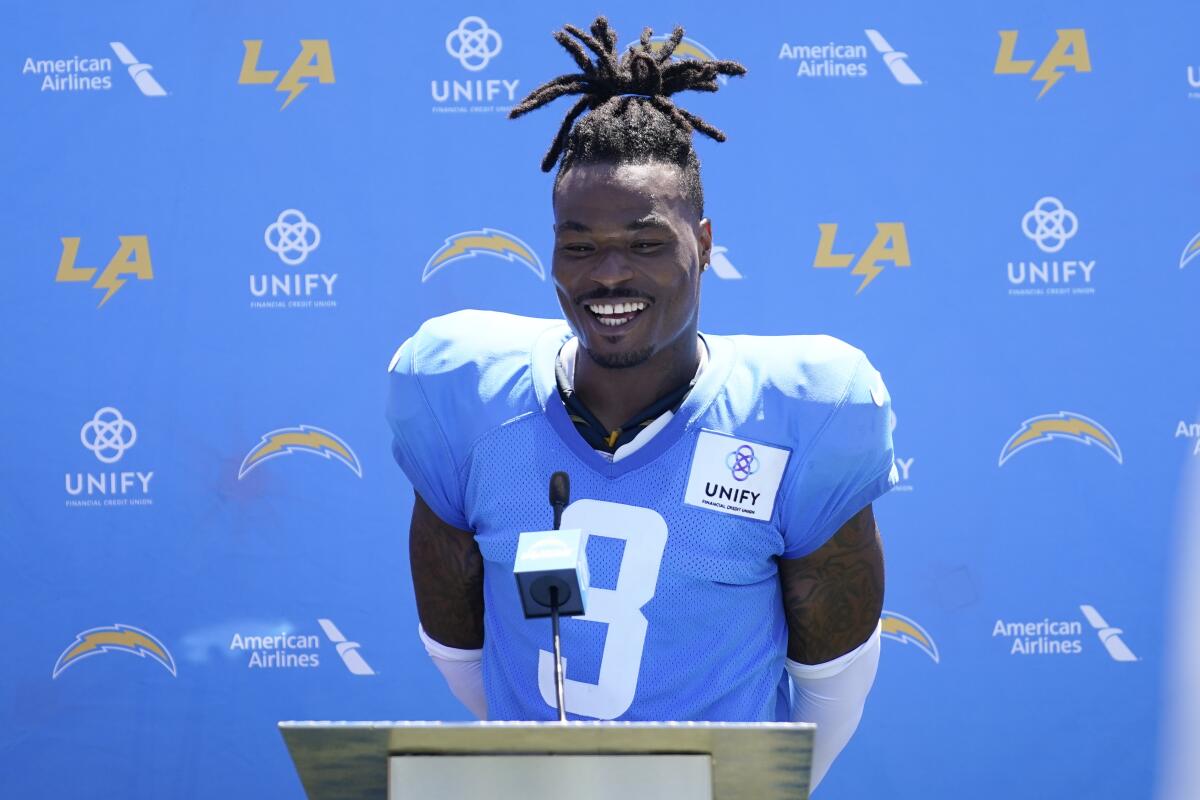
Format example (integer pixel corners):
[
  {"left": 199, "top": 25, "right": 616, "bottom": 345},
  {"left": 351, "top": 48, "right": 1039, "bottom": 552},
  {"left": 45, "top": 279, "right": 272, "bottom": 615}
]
[{"left": 553, "top": 162, "right": 693, "bottom": 228}]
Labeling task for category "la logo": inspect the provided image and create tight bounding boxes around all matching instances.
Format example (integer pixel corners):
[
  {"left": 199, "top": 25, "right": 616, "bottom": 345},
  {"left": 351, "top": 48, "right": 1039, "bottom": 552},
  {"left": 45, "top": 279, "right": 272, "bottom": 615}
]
[
  {"left": 813, "top": 223, "right": 910, "bottom": 294},
  {"left": 239, "top": 40, "right": 335, "bottom": 110},
  {"left": 55, "top": 236, "right": 153, "bottom": 308},
  {"left": 994, "top": 29, "right": 1091, "bottom": 99}
]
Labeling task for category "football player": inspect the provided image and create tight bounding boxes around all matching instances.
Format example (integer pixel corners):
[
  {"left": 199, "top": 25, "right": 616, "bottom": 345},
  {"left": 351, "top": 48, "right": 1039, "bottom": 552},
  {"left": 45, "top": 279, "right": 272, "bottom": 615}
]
[{"left": 387, "top": 17, "right": 896, "bottom": 790}]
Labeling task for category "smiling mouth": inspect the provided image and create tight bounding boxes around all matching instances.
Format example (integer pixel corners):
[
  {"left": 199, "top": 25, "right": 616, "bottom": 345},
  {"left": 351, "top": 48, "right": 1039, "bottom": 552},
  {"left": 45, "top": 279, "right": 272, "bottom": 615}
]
[{"left": 583, "top": 299, "right": 650, "bottom": 328}]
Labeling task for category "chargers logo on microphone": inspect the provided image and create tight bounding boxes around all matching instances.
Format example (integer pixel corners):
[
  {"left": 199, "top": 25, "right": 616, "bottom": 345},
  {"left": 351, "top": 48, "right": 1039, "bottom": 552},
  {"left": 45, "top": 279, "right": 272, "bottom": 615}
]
[
  {"left": 238, "top": 425, "right": 362, "bottom": 479},
  {"left": 998, "top": 411, "right": 1122, "bottom": 467},
  {"left": 422, "top": 228, "right": 544, "bottom": 282},
  {"left": 881, "top": 611, "right": 939, "bottom": 663},
  {"left": 53, "top": 624, "right": 177, "bottom": 678}
]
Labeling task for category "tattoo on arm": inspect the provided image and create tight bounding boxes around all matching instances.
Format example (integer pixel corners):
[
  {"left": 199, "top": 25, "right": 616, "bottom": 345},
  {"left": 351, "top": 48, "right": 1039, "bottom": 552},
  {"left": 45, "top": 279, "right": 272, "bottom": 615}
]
[
  {"left": 779, "top": 504, "right": 885, "bottom": 664},
  {"left": 409, "top": 492, "right": 484, "bottom": 649}
]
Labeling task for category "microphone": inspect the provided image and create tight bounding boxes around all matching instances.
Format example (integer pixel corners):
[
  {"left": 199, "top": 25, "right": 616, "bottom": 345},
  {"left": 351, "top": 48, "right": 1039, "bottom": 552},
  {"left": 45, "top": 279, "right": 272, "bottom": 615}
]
[
  {"left": 550, "top": 471, "right": 569, "bottom": 530},
  {"left": 513, "top": 472, "right": 589, "bottom": 721}
]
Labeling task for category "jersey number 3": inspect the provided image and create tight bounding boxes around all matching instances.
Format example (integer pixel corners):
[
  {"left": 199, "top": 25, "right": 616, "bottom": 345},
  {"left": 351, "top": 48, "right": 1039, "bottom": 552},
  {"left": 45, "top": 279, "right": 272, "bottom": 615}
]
[{"left": 537, "top": 499, "right": 668, "bottom": 719}]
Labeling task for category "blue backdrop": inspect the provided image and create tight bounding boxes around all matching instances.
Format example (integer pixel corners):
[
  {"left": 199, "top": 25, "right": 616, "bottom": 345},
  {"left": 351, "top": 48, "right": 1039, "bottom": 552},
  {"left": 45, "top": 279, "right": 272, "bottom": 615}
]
[{"left": 3, "top": 1, "right": 1198, "bottom": 797}]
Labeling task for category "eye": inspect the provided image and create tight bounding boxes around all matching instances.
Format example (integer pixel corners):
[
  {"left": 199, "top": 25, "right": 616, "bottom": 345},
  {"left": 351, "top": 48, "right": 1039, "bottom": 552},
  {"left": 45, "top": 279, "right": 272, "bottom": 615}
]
[
  {"left": 559, "top": 242, "right": 594, "bottom": 254},
  {"left": 631, "top": 240, "right": 664, "bottom": 252}
]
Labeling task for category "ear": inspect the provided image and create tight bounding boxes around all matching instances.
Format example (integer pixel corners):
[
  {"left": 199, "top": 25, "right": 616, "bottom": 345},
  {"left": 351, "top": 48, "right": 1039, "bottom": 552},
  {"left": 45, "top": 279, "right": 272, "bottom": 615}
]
[{"left": 698, "top": 218, "right": 713, "bottom": 270}]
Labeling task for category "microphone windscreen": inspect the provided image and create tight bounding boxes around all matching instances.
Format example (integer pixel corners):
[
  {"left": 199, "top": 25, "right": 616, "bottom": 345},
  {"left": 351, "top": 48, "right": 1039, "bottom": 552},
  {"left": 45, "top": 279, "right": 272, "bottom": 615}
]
[{"left": 549, "top": 471, "right": 570, "bottom": 507}]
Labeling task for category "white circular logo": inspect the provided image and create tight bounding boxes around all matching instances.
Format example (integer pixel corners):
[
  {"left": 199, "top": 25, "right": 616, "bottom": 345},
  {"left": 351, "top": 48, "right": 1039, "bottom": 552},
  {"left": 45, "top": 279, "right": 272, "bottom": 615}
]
[
  {"left": 1022, "top": 196, "right": 1078, "bottom": 254},
  {"left": 264, "top": 209, "right": 321, "bottom": 266},
  {"left": 446, "top": 16, "right": 502, "bottom": 71},
  {"left": 80, "top": 407, "right": 137, "bottom": 464}
]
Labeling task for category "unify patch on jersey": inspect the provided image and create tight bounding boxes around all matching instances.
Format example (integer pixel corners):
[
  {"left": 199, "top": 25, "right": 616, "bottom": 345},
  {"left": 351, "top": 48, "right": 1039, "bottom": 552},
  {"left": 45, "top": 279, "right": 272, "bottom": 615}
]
[{"left": 683, "top": 430, "right": 791, "bottom": 521}]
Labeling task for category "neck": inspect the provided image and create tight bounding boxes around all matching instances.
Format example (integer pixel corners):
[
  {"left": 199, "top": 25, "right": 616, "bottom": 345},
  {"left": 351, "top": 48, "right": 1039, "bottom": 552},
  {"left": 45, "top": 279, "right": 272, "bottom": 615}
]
[{"left": 572, "top": 330, "right": 703, "bottom": 433}]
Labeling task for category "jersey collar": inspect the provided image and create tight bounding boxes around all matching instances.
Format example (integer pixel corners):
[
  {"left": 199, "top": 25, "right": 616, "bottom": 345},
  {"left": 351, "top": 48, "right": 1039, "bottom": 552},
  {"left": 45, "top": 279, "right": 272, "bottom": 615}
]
[{"left": 531, "top": 323, "right": 734, "bottom": 477}]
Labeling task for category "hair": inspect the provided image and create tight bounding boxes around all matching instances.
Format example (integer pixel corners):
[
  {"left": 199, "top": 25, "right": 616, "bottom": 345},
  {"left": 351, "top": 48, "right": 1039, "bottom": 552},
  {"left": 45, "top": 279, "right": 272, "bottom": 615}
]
[{"left": 509, "top": 16, "right": 745, "bottom": 216}]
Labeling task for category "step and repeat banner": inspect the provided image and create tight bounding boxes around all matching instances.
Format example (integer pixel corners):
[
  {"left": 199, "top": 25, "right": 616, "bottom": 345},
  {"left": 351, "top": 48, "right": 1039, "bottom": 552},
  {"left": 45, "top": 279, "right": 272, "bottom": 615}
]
[{"left": 3, "top": 1, "right": 1197, "bottom": 798}]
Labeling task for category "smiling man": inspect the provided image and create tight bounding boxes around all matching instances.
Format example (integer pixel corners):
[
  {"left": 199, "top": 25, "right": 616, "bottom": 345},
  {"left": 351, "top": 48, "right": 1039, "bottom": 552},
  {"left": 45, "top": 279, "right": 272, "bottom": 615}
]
[{"left": 386, "top": 17, "right": 896, "bottom": 790}]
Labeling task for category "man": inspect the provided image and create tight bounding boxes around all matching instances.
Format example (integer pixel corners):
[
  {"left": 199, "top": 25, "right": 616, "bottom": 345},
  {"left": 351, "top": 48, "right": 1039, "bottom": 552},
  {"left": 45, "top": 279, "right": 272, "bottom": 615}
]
[{"left": 387, "top": 18, "right": 895, "bottom": 789}]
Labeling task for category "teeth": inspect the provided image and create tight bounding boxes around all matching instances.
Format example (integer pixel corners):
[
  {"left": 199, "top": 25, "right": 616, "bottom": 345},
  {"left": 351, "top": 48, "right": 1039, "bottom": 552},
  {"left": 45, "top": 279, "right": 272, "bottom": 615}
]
[{"left": 586, "top": 300, "right": 647, "bottom": 316}]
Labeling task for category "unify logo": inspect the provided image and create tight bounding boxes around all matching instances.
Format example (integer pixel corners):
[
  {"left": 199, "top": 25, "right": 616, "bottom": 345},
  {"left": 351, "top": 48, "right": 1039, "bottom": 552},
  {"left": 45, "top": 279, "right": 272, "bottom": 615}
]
[
  {"left": 992, "top": 604, "right": 1138, "bottom": 661},
  {"left": 890, "top": 409, "right": 914, "bottom": 493},
  {"left": 998, "top": 411, "right": 1122, "bottom": 467},
  {"left": 881, "top": 611, "right": 939, "bottom": 663},
  {"left": 1189, "top": 65, "right": 1199, "bottom": 99},
  {"left": 1176, "top": 419, "right": 1200, "bottom": 457},
  {"left": 23, "top": 42, "right": 167, "bottom": 95},
  {"left": 433, "top": 17, "right": 519, "bottom": 113},
  {"left": 65, "top": 408, "right": 153, "bottom": 508},
  {"left": 423, "top": 228, "right": 544, "bottom": 282},
  {"left": 53, "top": 624, "right": 176, "bottom": 678},
  {"left": 238, "top": 425, "right": 362, "bottom": 479},
  {"left": 250, "top": 209, "right": 337, "bottom": 310},
  {"left": 684, "top": 431, "right": 790, "bottom": 522},
  {"left": 55, "top": 235, "right": 153, "bottom": 308},
  {"left": 228, "top": 619, "right": 375, "bottom": 674},
  {"left": 779, "top": 29, "right": 921, "bottom": 84},
  {"left": 995, "top": 29, "right": 1091, "bottom": 99},
  {"left": 239, "top": 40, "right": 334, "bottom": 110},
  {"left": 1180, "top": 232, "right": 1200, "bottom": 270},
  {"left": 1007, "top": 197, "right": 1095, "bottom": 297},
  {"left": 813, "top": 222, "right": 910, "bottom": 293}
]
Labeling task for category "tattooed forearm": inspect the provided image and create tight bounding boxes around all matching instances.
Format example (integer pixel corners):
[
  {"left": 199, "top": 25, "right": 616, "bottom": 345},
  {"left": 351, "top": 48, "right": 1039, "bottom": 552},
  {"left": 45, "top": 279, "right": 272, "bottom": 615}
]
[
  {"left": 779, "top": 504, "right": 885, "bottom": 664},
  {"left": 409, "top": 492, "right": 485, "bottom": 649}
]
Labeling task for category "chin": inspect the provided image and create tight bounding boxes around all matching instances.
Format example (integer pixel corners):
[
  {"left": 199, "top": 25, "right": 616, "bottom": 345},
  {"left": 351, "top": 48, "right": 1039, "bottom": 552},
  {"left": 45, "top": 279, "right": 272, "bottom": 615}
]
[{"left": 583, "top": 344, "right": 654, "bottom": 369}]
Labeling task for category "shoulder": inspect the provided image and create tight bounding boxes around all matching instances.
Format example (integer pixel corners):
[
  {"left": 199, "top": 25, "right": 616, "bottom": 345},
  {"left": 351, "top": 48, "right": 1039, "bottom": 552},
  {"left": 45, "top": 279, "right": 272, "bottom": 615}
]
[
  {"left": 714, "top": 333, "right": 890, "bottom": 451},
  {"left": 387, "top": 310, "right": 563, "bottom": 449}
]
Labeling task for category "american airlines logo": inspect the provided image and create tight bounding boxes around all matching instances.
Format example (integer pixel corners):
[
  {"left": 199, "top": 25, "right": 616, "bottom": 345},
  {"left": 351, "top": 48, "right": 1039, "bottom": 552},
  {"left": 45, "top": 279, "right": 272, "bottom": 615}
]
[
  {"left": 778, "top": 29, "right": 921, "bottom": 85},
  {"left": 991, "top": 603, "right": 1138, "bottom": 661}
]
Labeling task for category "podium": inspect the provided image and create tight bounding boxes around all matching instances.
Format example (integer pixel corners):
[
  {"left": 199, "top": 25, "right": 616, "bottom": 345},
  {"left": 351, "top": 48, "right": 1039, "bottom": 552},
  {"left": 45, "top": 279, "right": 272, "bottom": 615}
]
[{"left": 280, "top": 720, "right": 814, "bottom": 799}]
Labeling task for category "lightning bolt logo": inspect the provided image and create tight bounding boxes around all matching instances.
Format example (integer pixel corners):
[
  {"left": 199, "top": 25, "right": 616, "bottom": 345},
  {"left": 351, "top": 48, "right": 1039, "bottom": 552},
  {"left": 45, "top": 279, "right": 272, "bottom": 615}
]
[
  {"left": 1180, "top": 232, "right": 1200, "bottom": 270},
  {"left": 881, "top": 611, "right": 940, "bottom": 663},
  {"left": 999, "top": 411, "right": 1122, "bottom": 466},
  {"left": 422, "top": 228, "right": 545, "bottom": 282},
  {"left": 238, "top": 425, "right": 363, "bottom": 479},
  {"left": 647, "top": 36, "right": 729, "bottom": 84},
  {"left": 850, "top": 255, "right": 884, "bottom": 294},
  {"left": 53, "top": 624, "right": 177, "bottom": 678}
]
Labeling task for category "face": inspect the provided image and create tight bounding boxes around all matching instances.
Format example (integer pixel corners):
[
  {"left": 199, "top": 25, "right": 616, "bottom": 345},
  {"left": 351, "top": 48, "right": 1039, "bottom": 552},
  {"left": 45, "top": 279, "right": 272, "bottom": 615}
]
[{"left": 552, "top": 162, "right": 711, "bottom": 369}]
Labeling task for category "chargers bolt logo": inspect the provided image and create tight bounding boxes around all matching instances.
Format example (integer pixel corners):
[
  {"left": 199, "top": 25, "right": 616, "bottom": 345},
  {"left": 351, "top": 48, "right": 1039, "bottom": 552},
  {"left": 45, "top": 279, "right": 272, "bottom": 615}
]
[
  {"left": 446, "top": 17, "right": 502, "bottom": 71},
  {"left": 999, "top": 411, "right": 1122, "bottom": 466},
  {"left": 422, "top": 228, "right": 544, "bottom": 282},
  {"left": 264, "top": 209, "right": 321, "bottom": 265},
  {"left": 726, "top": 445, "right": 759, "bottom": 482},
  {"left": 81, "top": 407, "right": 137, "bottom": 463},
  {"left": 1180, "top": 232, "right": 1200, "bottom": 270},
  {"left": 53, "top": 624, "right": 177, "bottom": 678},
  {"left": 881, "top": 611, "right": 939, "bottom": 663},
  {"left": 239, "top": 425, "right": 362, "bottom": 479}
]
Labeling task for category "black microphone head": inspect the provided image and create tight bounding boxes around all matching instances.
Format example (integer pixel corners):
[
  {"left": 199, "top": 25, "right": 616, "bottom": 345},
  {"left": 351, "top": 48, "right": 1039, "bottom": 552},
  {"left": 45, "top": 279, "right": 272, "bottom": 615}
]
[{"left": 549, "top": 471, "right": 570, "bottom": 507}]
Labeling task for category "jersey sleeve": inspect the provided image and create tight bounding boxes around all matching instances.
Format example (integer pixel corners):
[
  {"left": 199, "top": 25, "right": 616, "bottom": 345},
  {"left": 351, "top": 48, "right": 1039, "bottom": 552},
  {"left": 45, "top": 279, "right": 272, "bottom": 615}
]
[
  {"left": 779, "top": 353, "right": 897, "bottom": 558},
  {"left": 386, "top": 332, "right": 470, "bottom": 531}
]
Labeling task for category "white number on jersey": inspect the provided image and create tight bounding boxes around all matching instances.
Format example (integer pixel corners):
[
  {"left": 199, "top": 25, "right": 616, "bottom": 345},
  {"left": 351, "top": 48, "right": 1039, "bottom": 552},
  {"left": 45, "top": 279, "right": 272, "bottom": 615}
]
[{"left": 537, "top": 499, "right": 668, "bottom": 719}]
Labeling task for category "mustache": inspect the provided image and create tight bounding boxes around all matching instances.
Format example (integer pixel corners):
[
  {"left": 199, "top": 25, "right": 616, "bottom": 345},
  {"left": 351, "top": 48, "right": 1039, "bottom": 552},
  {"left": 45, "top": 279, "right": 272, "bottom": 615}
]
[{"left": 573, "top": 287, "right": 656, "bottom": 305}]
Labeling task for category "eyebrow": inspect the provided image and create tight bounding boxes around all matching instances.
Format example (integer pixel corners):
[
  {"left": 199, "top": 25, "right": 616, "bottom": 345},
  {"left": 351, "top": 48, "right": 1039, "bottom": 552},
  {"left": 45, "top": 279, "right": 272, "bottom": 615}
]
[{"left": 555, "top": 215, "right": 672, "bottom": 234}]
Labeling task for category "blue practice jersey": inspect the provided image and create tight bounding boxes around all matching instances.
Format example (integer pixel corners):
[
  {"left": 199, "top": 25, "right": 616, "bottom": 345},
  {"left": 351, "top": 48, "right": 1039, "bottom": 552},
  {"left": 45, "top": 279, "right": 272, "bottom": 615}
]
[{"left": 386, "top": 310, "right": 897, "bottom": 722}]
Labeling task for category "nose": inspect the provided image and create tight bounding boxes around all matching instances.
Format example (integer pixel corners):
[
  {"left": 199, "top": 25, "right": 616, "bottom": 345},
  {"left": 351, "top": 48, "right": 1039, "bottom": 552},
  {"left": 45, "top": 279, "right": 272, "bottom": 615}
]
[{"left": 588, "top": 247, "right": 635, "bottom": 289}]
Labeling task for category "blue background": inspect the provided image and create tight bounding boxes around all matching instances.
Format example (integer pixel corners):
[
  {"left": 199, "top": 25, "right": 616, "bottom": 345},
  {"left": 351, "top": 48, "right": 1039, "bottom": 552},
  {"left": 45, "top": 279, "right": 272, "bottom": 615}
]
[{"left": 2, "top": 1, "right": 1198, "bottom": 797}]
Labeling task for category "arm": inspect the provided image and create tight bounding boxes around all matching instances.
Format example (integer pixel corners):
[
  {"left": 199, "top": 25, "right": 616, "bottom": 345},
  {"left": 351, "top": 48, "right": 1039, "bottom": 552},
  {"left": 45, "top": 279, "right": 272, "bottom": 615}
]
[
  {"left": 780, "top": 503, "right": 884, "bottom": 663},
  {"left": 778, "top": 503, "right": 885, "bottom": 791},
  {"left": 409, "top": 491, "right": 487, "bottom": 717}
]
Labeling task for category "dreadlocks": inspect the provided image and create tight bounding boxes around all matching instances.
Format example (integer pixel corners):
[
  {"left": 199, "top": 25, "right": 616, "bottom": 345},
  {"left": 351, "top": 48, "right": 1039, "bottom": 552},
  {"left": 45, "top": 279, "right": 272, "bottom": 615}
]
[{"left": 509, "top": 16, "right": 746, "bottom": 216}]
